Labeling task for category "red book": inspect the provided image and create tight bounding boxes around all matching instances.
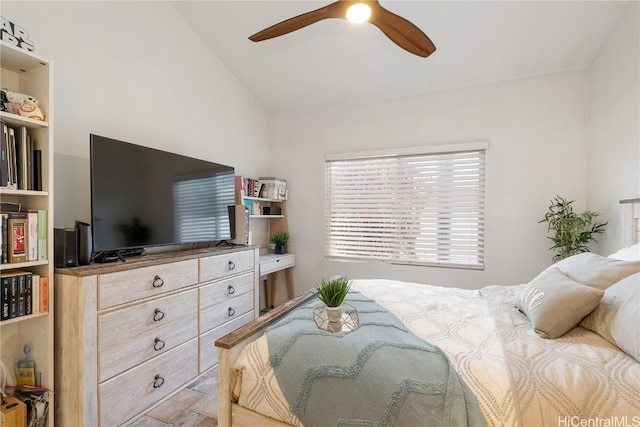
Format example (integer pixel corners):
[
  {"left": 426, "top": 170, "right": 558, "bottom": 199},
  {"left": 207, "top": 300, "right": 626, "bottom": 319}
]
[
  {"left": 8, "top": 212, "right": 27, "bottom": 263},
  {"left": 39, "top": 276, "right": 49, "bottom": 313}
]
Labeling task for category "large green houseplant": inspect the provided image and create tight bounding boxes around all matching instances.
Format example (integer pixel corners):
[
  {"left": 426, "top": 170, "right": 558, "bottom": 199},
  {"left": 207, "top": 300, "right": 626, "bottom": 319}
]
[{"left": 539, "top": 196, "right": 607, "bottom": 262}]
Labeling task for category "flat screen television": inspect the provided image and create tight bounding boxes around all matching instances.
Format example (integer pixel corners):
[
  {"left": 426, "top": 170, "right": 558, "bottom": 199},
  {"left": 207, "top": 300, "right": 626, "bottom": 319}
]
[{"left": 89, "top": 134, "right": 235, "bottom": 258}]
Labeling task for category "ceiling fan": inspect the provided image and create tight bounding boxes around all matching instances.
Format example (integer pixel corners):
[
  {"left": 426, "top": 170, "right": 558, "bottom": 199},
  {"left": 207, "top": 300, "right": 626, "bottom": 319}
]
[{"left": 249, "top": 1, "right": 436, "bottom": 58}]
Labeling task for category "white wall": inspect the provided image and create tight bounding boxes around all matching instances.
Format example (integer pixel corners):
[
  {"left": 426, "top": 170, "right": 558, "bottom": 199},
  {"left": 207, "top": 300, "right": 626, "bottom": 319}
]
[
  {"left": 270, "top": 70, "right": 589, "bottom": 297},
  {"left": 587, "top": 1, "right": 640, "bottom": 255},
  {"left": 1, "top": 1, "right": 270, "bottom": 228},
  {"left": 3, "top": 1, "right": 634, "bottom": 303}
]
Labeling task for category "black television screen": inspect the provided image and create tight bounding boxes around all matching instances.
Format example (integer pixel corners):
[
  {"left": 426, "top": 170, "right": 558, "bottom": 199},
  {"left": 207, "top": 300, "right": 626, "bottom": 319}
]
[{"left": 90, "top": 134, "right": 235, "bottom": 255}]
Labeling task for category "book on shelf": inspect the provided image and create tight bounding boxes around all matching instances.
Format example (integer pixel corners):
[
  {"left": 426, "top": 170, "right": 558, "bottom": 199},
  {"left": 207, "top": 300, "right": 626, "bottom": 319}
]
[
  {"left": 6, "top": 125, "right": 17, "bottom": 189},
  {"left": 1, "top": 270, "right": 27, "bottom": 320},
  {"left": 0, "top": 120, "right": 8, "bottom": 187},
  {"left": 17, "top": 272, "right": 27, "bottom": 316},
  {"left": 39, "top": 276, "right": 49, "bottom": 313},
  {"left": 0, "top": 123, "right": 42, "bottom": 190},
  {"left": 0, "top": 271, "right": 47, "bottom": 321},
  {"left": 258, "top": 177, "right": 288, "bottom": 200},
  {"left": 37, "top": 209, "right": 46, "bottom": 261},
  {"left": 247, "top": 178, "right": 262, "bottom": 198},
  {"left": 15, "top": 126, "right": 29, "bottom": 190},
  {"left": 25, "top": 210, "right": 38, "bottom": 261},
  {"left": 8, "top": 212, "right": 28, "bottom": 263},
  {"left": 32, "top": 274, "right": 40, "bottom": 314},
  {"left": 0, "top": 209, "right": 47, "bottom": 264},
  {"left": 0, "top": 212, "right": 7, "bottom": 264},
  {"left": 0, "top": 273, "right": 10, "bottom": 320},
  {"left": 237, "top": 175, "right": 290, "bottom": 200},
  {"left": 33, "top": 149, "right": 42, "bottom": 191}
]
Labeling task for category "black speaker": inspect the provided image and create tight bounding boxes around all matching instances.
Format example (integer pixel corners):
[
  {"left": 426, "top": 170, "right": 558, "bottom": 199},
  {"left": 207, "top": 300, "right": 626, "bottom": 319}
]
[
  {"left": 54, "top": 228, "right": 78, "bottom": 268},
  {"left": 75, "top": 220, "right": 92, "bottom": 265}
]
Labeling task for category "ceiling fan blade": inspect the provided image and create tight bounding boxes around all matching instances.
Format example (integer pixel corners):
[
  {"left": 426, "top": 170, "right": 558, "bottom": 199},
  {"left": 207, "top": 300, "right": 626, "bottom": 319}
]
[
  {"left": 369, "top": 2, "right": 436, "bottom": 58},
  {"left": 249, "top": 1, "right": 349, "bottom": 42}
]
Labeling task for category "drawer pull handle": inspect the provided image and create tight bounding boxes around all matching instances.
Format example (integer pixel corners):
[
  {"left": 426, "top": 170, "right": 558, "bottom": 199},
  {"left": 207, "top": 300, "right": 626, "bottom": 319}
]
[
  {"left": 153, "top": 374, "right": 165, "bottom": 389},
  {"left": 153, "top": 309, "right": 165, "bottom": 322},
  {"left": 228, "top": 260, "right": 236, "bottom": 270},
  {"left": 228, "top": 307, "right": 236, "bottom": 317},
  {"left": 152, "top": 275, "right": 164, "bottom": 288},
  {"left": 154, "top": 337, "right": 166, "bottom": 351},
  {"left": 228, "top": 285, "right": 236, "bottom": 295}
]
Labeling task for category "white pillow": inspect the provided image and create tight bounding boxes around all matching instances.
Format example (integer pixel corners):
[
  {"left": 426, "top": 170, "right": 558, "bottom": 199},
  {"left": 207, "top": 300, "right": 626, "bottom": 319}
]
[
  {"left": 518, "top": 267, "right": 604, "bottom": 339},
  {"left": 608, "top": 243, "right": 640, "bottom": 261},
  {"left": 551, "top": 252, "right": 640, "bottom": 290},
  {"left": 580, "top": 273, "right": 640, "bottom": 362}
]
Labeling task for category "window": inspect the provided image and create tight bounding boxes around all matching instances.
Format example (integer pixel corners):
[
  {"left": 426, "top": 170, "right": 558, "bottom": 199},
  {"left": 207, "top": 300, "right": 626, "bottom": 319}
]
[{"left": 325, "top": 142, "right": 487, "bottom": 269}]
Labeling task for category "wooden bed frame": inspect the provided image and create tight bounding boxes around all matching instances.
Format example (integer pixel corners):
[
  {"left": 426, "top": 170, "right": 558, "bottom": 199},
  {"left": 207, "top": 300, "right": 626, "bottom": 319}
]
[
  {"left": 216, "top": 292, "right": 314, "bottom": 427},
  {"left": 215, "top": 199, "right": 640, "bottom": 427}
]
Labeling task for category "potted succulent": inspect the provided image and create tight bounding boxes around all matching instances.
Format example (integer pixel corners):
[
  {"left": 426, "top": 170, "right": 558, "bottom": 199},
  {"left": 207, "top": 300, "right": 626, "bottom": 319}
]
[
  {"left": 313, "top": 276, "right": 351, "bottom": 332},
  {"left": 269, "top": 231, "right": 290, "bottom": 254},
  {"left": 539, "top": 195, "right": 607, "bottom": 262}
]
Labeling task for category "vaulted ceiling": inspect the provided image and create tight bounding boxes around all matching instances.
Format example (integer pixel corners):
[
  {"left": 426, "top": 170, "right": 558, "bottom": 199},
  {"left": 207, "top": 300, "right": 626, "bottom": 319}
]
[{"left": 171, "top": 1, "right": 630, "bottom": 114}]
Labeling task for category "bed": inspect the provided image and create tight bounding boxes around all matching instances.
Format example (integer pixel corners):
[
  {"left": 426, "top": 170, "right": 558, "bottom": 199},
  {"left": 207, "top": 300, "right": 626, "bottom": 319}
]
[{"left": 216, "top": 199, "right": 640, "bottom": 427}]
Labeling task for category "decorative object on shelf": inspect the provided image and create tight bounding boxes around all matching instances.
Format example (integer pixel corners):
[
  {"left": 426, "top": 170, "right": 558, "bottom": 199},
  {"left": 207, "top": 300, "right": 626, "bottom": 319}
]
[
  {"left": 312, "top": 276, "right": 352, "bottom": 332},
  {"left": 16, "top": 344, "right": 35, "bottom": 387},
  {"left": 258, "top": 177, "right": 288, "bottom": 200},
  {"left": 18, "top": 96, "right": 44, "bottom": 121},
  {"left": 0, "top": 17, "right": 34, "bottom": 52},
  {"left": 262, "top": 206, "right": 281, "bottom": 215},
  {"left": 1, "top": 89, "right": 44, "bottom": 120},
  {"left": 269, "top": 231, "right": 289, "bottom": 254},
  {"left": 539, "top": 195, "right": 607, "bottom": 262}
]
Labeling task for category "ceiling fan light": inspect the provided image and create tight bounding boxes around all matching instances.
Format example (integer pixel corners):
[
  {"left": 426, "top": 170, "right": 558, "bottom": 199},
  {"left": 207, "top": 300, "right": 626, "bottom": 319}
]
[{"left": 346, "top": 3, "right": 372, "bottom": 23}]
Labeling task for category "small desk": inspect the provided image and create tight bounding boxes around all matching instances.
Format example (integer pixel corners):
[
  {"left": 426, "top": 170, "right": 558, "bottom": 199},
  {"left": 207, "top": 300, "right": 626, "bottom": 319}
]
[{"left": 259, "top": 253, "right": 295, "bottom": 309}]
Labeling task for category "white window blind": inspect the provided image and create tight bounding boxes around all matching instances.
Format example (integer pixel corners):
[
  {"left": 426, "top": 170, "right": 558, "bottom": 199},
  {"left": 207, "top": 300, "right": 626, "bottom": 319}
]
[{"left": 325, "top": 143, "right": 487, "bottom": 269}]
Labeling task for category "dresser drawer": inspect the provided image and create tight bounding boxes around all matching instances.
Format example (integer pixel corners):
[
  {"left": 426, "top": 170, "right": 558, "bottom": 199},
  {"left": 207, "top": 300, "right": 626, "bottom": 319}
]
[
  {"left": 200, "top": 272, "right": 254, "bottom": 310},
  {"left": 99, "top": 338, "right": 198, "bottom": 427},
  {"left": 99, "top": 310, "right": 198, "bottom": 382},
  {"left": 199, "top": 311, "right": 254, "bottom": 372},
  {"left": 260, "top": 253, "right": 295, "bottom": 276},
  {"left": 199, "top": 250, "right": 254, "bottom": 283},
  {"left": 98, "top": 259, "right": 198, "bottom": 310},
  {"left": 200, "top": 292, "right": 254, "bottom": 333},
  {"left": 98, "top": 289, "right": 198, "bottom": 349}
]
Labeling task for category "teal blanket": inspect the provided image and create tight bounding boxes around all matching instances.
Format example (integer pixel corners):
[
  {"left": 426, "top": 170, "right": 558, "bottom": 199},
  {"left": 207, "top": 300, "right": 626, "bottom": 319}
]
[{"left": 266, "top": 291, "right": 485, "bottom": 427}]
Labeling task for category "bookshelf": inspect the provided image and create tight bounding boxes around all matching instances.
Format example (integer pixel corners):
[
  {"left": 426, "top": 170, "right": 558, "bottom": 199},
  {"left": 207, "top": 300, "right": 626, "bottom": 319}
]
[
  {"left": 0, "top": 41, "right": 54, "bottom": 425},
  {"left": 234, "top": 178, "right": 294, "bottom": 309}
]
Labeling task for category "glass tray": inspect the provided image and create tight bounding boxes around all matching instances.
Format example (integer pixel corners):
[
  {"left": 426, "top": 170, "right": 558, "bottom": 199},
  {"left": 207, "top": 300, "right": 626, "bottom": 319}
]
[{"left": 312, "top": 302, "right": 359, "bottom": 333}]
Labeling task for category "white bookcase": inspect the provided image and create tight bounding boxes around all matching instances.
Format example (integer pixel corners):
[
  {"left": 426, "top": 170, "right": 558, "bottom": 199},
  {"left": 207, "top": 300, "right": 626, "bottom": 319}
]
[{"left": 0, "top": 41, "right": 54, "bottom": 425}]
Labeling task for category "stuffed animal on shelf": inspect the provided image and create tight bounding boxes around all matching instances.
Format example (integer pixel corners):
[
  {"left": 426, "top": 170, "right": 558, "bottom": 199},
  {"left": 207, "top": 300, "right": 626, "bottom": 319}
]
[
  {"left": 18, "top": 96, "right": 44, "bottom": 121},
  {"left": 0, "top": 89, "right": 45, "bottom": 121}
]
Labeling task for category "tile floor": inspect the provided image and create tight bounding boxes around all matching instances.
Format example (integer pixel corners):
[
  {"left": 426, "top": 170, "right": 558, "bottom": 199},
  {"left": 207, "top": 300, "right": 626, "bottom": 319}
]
[{"left": 129, "top": 369, "right": 218, "bottom": 427}]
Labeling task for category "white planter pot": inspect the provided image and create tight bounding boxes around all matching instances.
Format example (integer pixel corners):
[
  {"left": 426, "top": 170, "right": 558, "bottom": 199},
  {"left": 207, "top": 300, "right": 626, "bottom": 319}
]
[{"left": 326, "top": 305, "right": 343, "bottom": 332}]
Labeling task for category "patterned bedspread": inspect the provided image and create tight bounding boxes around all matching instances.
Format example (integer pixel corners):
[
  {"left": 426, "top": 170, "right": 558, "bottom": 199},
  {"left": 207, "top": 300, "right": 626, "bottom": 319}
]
[{"left": 233, "top": 279, "right": 640, "bottom": 426}]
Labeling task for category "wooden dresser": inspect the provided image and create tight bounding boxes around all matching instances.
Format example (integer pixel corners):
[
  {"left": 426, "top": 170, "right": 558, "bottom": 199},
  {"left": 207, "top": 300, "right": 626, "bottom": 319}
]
[{"left": 54, "top": 246, "right": 259, "bottom": 427}]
